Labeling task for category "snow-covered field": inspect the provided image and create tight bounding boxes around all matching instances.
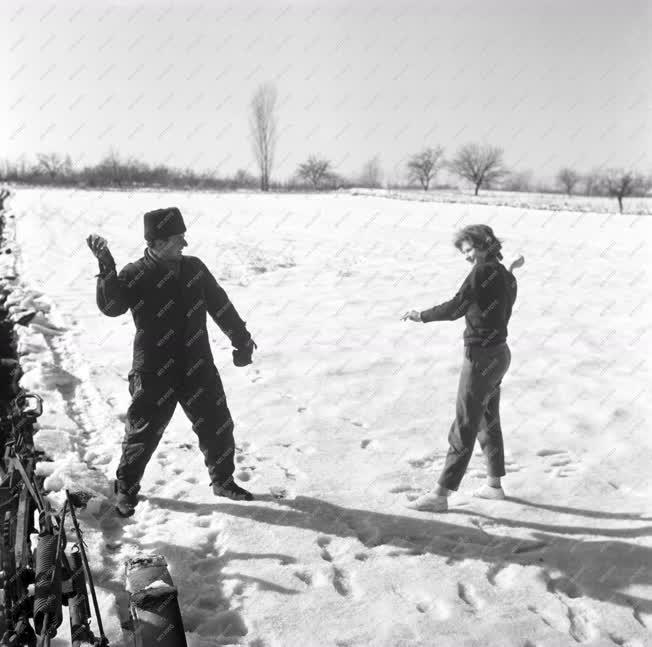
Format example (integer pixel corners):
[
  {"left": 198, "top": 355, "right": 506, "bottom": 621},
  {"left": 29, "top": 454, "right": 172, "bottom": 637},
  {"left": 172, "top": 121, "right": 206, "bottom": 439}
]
[
  {"left": 350, "top": 188, "right": 652, "bottom": 215},
  {"left": 5, "top": 187, "right": 652, "bottom": 646}
]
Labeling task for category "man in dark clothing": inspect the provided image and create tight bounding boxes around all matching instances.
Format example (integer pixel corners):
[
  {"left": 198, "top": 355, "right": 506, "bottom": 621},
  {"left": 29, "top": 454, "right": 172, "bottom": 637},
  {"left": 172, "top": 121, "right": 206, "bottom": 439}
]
[
  {"left": 402, "top": 224, "right": 521, "bottom": 512},
  {"left": 86, "top": 207, "right": 257, "bottom": 516}
]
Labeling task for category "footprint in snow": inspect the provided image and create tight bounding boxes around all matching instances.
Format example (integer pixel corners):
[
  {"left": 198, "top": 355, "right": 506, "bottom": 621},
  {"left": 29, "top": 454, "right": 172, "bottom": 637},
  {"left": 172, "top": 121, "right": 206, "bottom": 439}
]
[
  {"left": 408, "top": 451, "right": 443, "bottom": 469},
  {"left": 277, "top": 464, "right": 297, "bottom": 481},
  {"left": 313, "top": 536, "right": 352, "bottom": 596},
  {"left": 566, "top": 604, "right": 597, "bottom": 642},
  {"left": 388, "top": 484, "right": 418, "bottom": 494},
  {"left": 485, "top": 563, "right": 507, "bottom": 586},
  {"left": 457, "top": 582, "right": 485, "bottom": 611},
  {"left": 526, "top": 605, "right": 555, "bottom": 629},
  {"left": 536, "top": 449, "right": 566, "bottom": 457},
  {"left": 504, "top": 457, "right": 523, "bottom": 473},
  {"left": 511, "top": 540, "right": 549, "bottom": 555},
  {"left": 538, "top": 449, "right": 581, "bottom": 478},
  {"left": 331, "top": 566, "right": 351, "bottom": 597},
  {"left": 294, "top": 569, "right": 313, "bottom": 586},
  {"left": 317, "top": 535, "right": 333, "bottom": 562},
  {"left": 542, "top": 571, "right": 582, "bottom": 599},
  {"left": 341, "top": 416, "right": 367, "bottom": 428}
]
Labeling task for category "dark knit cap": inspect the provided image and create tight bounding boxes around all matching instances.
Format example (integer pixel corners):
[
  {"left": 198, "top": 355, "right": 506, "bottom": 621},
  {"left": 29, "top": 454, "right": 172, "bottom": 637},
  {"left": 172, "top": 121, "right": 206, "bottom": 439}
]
[{"left": 143, "top": 207, "right": 186, "bottom": 241}]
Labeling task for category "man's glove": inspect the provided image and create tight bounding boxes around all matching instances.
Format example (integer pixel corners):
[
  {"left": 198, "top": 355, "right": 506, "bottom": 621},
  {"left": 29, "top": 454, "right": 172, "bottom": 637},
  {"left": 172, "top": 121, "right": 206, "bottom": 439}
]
[
  {"left": 232, "top": 338, "right": 257, "bottom": 367},
  {"left": 86, "top": 234, "right": 116, "bottom": 273}
]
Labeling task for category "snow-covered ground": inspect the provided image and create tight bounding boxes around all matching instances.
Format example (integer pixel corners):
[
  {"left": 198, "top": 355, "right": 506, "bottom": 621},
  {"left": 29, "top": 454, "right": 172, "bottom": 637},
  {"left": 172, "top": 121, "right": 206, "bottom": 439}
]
[
  {"left": 4, "top": 187, "right": 652, "bottom": 646},
  {"left": 350, "top": 187, "right": 652, "bottom": 216}
]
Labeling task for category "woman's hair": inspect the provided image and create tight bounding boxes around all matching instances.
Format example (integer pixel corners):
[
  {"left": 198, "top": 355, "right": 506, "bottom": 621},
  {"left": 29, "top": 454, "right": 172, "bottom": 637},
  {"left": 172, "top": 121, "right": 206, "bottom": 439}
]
[{"left": 453, "top": 224, "right": 503, "bottom": 260}]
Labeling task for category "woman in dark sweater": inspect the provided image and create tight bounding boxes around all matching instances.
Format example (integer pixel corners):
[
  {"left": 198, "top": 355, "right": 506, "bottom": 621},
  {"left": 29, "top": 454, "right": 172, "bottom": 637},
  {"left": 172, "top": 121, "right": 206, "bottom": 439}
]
[{"left": 402, "top": 224, "right": 523, "bottom": 512}]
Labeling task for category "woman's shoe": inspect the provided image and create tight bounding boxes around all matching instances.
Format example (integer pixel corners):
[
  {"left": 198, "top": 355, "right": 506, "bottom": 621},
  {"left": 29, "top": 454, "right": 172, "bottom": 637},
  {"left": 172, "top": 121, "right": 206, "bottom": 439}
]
[
  {"left": 472, "top": 484, "right": 506, "bottom": 500},
  {"left": 406, "top": 492, "right": 448, "bottom": 512}
]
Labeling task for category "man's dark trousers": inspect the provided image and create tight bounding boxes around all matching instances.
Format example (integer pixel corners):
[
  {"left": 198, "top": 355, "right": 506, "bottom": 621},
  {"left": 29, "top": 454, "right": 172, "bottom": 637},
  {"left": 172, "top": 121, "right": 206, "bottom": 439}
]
[
  {"left": 437, "top": 342, "right": 512, "bottom": 491},
  {"left": 116, "top": 365, "right": 235, "bottom": 498}
]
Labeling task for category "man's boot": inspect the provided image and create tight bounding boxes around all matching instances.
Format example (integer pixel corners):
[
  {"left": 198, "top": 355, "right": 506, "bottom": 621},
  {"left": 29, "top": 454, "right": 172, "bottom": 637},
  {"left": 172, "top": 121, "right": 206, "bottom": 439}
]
[
  {"left": 114, "top": 479, "right": 139, "bottom": 517},
  {"left": 212, "top": 475, "right": 253, "bottom": 501}
]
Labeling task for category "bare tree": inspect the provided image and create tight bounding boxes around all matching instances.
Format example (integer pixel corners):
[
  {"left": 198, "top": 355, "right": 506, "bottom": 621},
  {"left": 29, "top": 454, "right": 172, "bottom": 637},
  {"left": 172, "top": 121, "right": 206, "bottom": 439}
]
[
  {"left": 36, "top": 153, "right": 72, "bottom": 180},
  {"left": 249, "top": 83, "right": 278, "bottom": 192},
  {"left": 448, "top": 143, "right": 506, "bottom": 195},
  {"left": 599, "top": 168, "right": 649, "bottom": 213},
  {"left": 359, "top": 155, "right": 383, "bottom": 188},
  {"left": 406, "top": 147, "right": 444, "bottom": 191},
  {"left": 297, "top": 155, "right": 333, "bottom": 189},
  {"left": 557, "top": 167, "right": 580, "bottom": 195}
]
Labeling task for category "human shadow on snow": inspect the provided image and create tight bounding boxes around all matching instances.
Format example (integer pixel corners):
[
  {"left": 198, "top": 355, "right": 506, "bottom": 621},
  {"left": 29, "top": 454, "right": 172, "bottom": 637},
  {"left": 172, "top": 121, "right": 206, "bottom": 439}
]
[
  {"left": 507, "top": 496, "right": 652, "bottom": 522},
  {"left": 148, "top": 494, "right": 652, "bottom": 621},
  {"left": 90, "top": 508, "right": 300, "bottom": 643}
]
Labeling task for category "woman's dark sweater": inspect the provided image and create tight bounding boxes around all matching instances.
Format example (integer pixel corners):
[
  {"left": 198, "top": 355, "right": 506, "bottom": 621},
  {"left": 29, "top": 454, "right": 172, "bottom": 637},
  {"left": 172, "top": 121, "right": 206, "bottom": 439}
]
[{"left": 420, "top": 260, "right": 517, "bottom": 347}]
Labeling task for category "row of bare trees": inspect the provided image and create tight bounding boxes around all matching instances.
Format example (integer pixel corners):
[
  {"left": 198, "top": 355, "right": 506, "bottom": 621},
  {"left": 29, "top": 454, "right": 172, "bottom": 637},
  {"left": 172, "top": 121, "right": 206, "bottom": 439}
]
[
  {"left": 246, "top": 82, "right": 650, "bottom": 211},
  {"left": 406, "top": 144, "right": 506, "bottom": 195},
  {"left": 404, "top": 146, "right": 651, "bottom": 210},
  {"left": 554, "top": 167, "right": 649, "bottom": 209},
  {"left": 289, "top": 148, "right": 649, "bottom": 212},
  {"left": 2, "top": 150, "right": 649, "bottom": 212},
  {"left": 0, "top": 153, "right": 262, "bottom": 190}
]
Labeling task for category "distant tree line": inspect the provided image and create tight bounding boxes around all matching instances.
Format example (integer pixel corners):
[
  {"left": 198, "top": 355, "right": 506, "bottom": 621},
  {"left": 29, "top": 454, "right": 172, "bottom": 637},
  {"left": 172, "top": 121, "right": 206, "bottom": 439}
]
[
  {"left": 1, "top": 78, "right": 650, "bottom": 213},
  {"left": 404, "top": 145, "right": 649, "bottom": 209},
  {"left": 0, "top": 151, "right": 363, "bottom": 193},
  {"left": 2, "top": 149, "right": 649, "bottom": 213}
]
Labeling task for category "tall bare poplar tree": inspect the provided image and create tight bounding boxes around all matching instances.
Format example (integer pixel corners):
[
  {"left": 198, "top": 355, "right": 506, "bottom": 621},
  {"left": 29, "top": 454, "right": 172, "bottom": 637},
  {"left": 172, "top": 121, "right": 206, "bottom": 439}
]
[{"left": 249, "top": 83, "right": 278, "bottom": 192}]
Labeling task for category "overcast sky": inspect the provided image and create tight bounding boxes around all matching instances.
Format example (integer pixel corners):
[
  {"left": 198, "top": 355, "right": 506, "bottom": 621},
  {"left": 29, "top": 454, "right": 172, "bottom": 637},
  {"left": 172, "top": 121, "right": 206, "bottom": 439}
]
[{"left": 2, "top": 0, "right": 650, "bottom": 183}]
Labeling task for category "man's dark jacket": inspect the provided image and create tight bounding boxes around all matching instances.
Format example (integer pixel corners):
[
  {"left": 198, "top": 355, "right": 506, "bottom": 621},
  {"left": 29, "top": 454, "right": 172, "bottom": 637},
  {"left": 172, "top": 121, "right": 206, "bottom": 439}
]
[
  {"left": 95, "top": 249, "right": 252, "bottom": 380},
  {"left": 420, "top": 259, "right": 517, "bottom": 347}
]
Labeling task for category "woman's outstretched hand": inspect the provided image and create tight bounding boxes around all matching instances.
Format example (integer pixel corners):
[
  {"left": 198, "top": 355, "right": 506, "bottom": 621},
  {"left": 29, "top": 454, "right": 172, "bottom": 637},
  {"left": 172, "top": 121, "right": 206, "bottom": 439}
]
[{"left": 401, "top": 310, "right": 422, "bottom": 322}]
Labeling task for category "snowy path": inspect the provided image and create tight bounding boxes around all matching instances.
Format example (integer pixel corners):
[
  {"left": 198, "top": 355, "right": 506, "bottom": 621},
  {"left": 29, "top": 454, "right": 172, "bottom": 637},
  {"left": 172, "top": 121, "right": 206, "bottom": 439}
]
[{"left": 7, "top": 188, "right": 652, "bottom": 646}]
